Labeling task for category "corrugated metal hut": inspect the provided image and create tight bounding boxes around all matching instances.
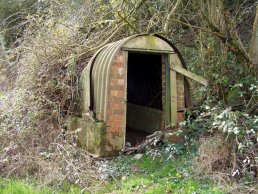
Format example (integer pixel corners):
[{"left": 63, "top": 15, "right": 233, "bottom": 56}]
[{"left": 73, "top": 34, "right": 207, "bottom": 157}]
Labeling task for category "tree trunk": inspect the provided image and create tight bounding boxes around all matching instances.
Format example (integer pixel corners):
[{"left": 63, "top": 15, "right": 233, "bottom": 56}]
[{"left": 249, "top": 7, "right": 258, "bottom": 69}]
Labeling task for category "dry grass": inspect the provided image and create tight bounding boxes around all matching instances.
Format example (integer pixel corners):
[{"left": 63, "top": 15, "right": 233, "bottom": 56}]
[
  {"left": 0, "top": 125, "right": 99, "bottom": 192},
  {"left": 193, "top": 134, "right": 232, "bottom": 182},
  {"left": 218, "top": 180, "right": 258, "bottom": 194},
  {"left": 193, "top": 133, "right": 258, "bottom": 193}
]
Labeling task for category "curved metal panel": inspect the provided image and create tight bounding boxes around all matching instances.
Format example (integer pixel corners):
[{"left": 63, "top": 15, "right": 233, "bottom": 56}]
[{"left": 80, "top": 46, "right": 106, "bottom": 113}]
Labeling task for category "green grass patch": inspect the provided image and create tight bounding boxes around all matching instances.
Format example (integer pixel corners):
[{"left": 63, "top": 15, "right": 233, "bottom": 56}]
[
  {"left": 97, "top": 150, "right": 225, "bottom": 194},
  {"left": 0, "top": 179, "right": 82, "bottom": 194},
  {"left": 0, "top": 179, "right": 52, "bottom": 194}
]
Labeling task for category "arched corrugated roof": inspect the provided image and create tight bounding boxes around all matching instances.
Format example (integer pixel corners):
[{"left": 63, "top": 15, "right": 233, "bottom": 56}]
[
  {"left": 80, "top": 35, "right": 138, "bottom": 119},
  {"left": 80, "top": 34, "right": 190, "bottom": 121}
]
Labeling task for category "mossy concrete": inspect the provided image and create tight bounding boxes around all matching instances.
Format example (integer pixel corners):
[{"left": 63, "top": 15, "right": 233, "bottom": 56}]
[{"left": 69, "top": 115, "right": 108, "bottom": 157}]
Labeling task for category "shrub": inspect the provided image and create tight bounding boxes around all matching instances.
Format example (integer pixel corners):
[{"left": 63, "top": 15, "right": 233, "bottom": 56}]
[{"left": 181, "top": 98, "right": 257, "bottom": 184}]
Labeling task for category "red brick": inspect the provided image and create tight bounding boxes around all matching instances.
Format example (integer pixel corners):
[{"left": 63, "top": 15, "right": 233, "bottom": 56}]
[
  {"left": 110, "top": 78, "right": 125, "bottom": 85},
  {"left": 109, "top": 85, "right": 124, "bottom": 90},
  {"left": 110, "top": 90, "right": 117, "bottom": 96},
  {"left": 117, "top": 79, "right": 125, "bottom": 85},
  {"left": 111, "top": 73, "right": 124, "bottom": 79},
  {"left": 110, "top": 90, "right": 125, "bottom": 97},
  {"left": 118, "top": 91, "right": 125, "bottom": 96},
  {"left": 109, "top": 90, "right": 124, "bottom": 97},
  {"left": 177, "top": 112, "right": 185, "bottom": 121},
  {"left": 116, "top": 62, "right": 124, "bottom": 67},
  {"left": 107, "top": 109, "right": 113, "bottom": 115},
  {"left": 109, "top": 126, "right": 117, "bottom": 131},
  {"left": 112, "top": 67, "right": 124, "bottom": 74},
  {"left": 109, "top": 115, "right": 124, "bottom": 121},
  {"left": 112, "top": 66, "right": 118, "bottom": 73},
  {"left": 113, "top": 109, "right": 124, "bottom": 115},
  {"left": 108, "top": 127, "right": 123, "bottom": 135},
  {"left": 110, "top": 79, "right": 117, "bottom": 85},
  {"left": 107, "top": 120, "right": 124, "bottom": 127},
  {"left": 109, "top": 103, "right": 124, "bottom": 109},
  {"left": 109, "top": 96, "right": 124, "bottom": 102}
]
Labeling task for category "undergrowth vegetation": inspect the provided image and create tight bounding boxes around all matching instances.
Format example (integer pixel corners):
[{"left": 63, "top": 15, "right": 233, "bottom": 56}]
[
  {"left": 180, "top": 101, "right": 258, "bottom": 192},
  {"left": 96, "top": 146, "right": 225, "bottom": 194}
]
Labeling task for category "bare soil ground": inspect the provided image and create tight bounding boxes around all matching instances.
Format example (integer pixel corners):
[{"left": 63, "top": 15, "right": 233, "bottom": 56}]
[{"left": 126, "top": 126, "right": 151, "bottom": 146}]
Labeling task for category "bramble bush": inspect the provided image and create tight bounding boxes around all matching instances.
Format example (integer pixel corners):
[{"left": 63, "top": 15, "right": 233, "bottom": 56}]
[{"left": 180, "top": 84, "right": 257, "bottom": 183}]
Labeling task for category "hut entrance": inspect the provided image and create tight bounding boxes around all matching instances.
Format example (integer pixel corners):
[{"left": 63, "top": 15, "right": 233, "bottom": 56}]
[{"left": 126, "top": 52, "right": 164, "bottom": 146}]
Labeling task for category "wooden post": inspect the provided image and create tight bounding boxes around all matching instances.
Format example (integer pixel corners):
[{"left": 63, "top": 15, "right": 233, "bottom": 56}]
[
  {"left": 165, "top": 55, "right": 171, "bottom": 126},
  {"left": 170, "top": 54, "right": 177, "bottom": 126}
]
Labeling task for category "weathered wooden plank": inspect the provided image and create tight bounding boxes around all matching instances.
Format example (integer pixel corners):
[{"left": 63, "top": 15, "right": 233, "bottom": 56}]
[
  {"left": 170, "top": 69, "right": 177, "bottom": 125},
  {"left": 165, "top": 55, "right": 171, "bottom": 126},
  {"left": 169, "top": 53, "right": 178, "bottom": 126},
  {"left": 171, "top": 65, "right": 208, "bottom": 86}
]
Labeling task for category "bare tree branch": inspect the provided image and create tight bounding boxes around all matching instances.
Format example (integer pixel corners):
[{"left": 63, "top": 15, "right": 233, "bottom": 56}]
[{"left": 164, "top": 0, "right": 182, "bottom": 34}]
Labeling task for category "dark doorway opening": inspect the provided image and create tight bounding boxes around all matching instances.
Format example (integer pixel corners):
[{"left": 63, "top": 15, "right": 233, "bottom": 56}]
[{"left": 126, "top": 52, "right": 163, "bottom": 146}]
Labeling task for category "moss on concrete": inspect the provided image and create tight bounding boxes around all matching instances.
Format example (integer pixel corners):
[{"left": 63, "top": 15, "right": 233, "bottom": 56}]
[{"left": 68, "top": 115, "right": 107, "bottom": 157}]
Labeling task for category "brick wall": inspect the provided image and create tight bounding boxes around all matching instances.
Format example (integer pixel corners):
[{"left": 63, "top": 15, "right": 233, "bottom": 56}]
[
  {"left": 176, "top": 74, "right": 185, "bottom": 111},
  {"left": 106, "top": 50, "right": 126, "bottom": 152},
  {"left": 176, "top": 73, "right": 185, "bottom": 123}
]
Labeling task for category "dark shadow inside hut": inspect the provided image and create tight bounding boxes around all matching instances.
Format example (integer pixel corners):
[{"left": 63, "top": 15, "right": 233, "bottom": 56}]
[{"left": 126, "top": 52, "right": 163, "bottom": 146}]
